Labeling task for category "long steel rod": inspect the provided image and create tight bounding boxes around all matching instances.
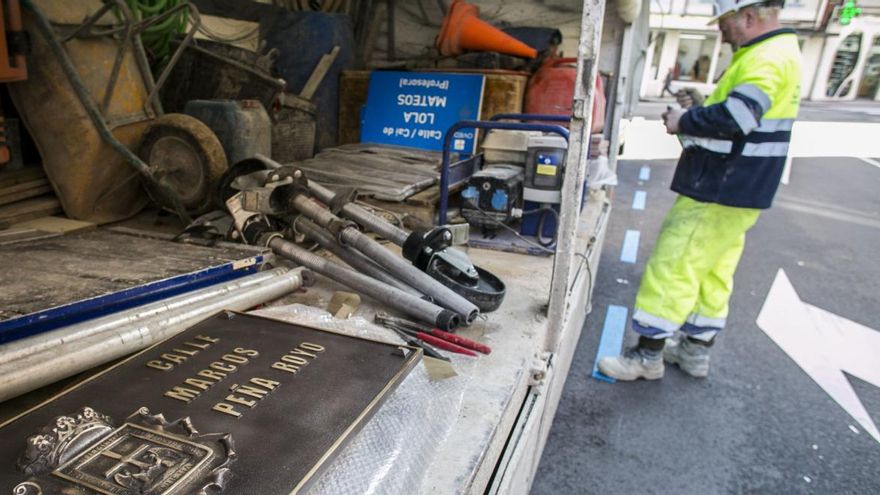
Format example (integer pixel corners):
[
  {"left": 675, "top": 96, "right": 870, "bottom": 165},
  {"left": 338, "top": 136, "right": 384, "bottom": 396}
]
[
  {"left": 0, "top": 268, "right": 307, "bottom": 403},
  {"left": 291, "top": 195, "right": 479, "bottom": 324},
  {"left": 306, "top": 180, "right": 409, "bottom": 245},
  {"left": 294, "top": 217, "right": 419, "bottom": 295},
  {"left": 0, "top": 268, "right": 286, "bottom": 364},
  {"left": 268, "top": 237, "right": 460, "bottom": 330},
  {"left": 250, "top": 154, "right": 408, "bottom": 244}
]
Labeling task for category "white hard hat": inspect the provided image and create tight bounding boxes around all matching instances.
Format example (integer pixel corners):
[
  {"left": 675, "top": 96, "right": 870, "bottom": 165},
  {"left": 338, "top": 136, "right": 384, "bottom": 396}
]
[{"left": 709, "top": 0, "right": 783, "bottom": 23}]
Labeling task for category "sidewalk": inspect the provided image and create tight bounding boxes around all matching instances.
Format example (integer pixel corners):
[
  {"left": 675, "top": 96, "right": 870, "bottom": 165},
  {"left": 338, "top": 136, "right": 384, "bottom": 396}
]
[{"left": 620, "top": 102, "right": 880, "bottom": 162}]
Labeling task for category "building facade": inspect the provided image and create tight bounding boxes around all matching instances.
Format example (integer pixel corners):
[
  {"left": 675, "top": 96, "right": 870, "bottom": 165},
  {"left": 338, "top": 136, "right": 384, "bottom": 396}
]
[
  {"left": 640, "top": 0, "right": 880, "bottom": 101},
  {"left": 810, "top": 2, "right": 880, "bottom": 100}
]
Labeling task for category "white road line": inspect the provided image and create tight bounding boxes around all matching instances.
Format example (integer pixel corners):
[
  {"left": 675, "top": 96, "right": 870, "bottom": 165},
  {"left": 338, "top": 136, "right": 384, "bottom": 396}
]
[
  {"left": 781, "top": 156, "right": 792, "bottom": 185},
  {"left": 757, "top": 269, "right": 880, "bottom": 443},
  {"left": 774, "top": 199, "right": 880, "bottom": 230},
  {"left": 856, "top": 157, "right": 880, "bottom": 169},
  {"left": 776, "top": 194, "right": 877, "bottom": 220}
]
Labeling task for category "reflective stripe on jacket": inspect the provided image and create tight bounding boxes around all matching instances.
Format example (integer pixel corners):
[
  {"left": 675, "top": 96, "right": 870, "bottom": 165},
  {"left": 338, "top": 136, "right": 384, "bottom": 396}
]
[{"left": 673, "top": 29, "right": 802, "bottom": 209}]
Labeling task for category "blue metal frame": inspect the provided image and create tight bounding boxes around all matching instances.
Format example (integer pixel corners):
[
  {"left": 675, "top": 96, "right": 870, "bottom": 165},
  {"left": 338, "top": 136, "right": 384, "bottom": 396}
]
[
  {"left": 488, "top": 113, "right": 571, "bottom": 123},
  {"left": 439, "top": 120, "right": 570, "bottom": 225},
  {"left": 0, "top": 255, "right": 265, "bottom": 344}
]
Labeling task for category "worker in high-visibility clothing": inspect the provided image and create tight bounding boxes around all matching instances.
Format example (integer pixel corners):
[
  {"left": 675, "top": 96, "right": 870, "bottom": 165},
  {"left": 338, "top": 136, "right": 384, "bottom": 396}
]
[{"left": 599, "top": 0, "right": 801, "bottom": 380}]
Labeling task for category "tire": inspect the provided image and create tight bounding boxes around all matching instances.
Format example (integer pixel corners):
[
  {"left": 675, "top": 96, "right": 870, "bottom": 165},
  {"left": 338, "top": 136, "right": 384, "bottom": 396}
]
[{"left": 138, "top": 113, "right": 228, "bottom": 216}]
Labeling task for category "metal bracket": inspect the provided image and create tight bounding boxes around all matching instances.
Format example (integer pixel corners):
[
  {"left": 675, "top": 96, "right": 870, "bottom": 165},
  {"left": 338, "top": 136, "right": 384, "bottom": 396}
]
[
  {"left": 240, "top": 175, "right": 295, "bottom": 214},
  {"left": 528, "top": 351, "right": 552, "bottom": 388}
]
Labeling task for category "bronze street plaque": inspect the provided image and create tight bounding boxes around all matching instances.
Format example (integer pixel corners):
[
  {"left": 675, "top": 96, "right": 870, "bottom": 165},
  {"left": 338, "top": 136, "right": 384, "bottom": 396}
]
[{"left": 0, "top": 312, "right": 421, "bottom": 494}]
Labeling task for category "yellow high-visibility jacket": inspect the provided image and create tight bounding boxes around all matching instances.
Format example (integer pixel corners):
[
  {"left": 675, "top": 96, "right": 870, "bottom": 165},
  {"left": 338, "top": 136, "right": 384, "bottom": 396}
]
[{"left": 675, "top": 28, "right": 802, "bottom": 209}]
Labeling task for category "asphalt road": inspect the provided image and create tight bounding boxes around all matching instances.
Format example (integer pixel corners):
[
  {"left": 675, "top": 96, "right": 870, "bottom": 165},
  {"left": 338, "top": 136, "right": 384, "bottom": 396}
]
[{"left": 531, "top": 152, "right": 880, "bottom": 494}]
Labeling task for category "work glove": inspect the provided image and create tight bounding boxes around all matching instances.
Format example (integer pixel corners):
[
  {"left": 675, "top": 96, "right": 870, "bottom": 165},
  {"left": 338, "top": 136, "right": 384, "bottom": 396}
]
[{"left": 675, "top": 88, "right": 704, "bottom": 109}]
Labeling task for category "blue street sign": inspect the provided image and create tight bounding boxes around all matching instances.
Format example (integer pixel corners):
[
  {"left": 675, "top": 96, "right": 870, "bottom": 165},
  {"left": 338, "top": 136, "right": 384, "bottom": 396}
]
[{"left": 360, "top": 71, "right": 486, "bottom": 153}]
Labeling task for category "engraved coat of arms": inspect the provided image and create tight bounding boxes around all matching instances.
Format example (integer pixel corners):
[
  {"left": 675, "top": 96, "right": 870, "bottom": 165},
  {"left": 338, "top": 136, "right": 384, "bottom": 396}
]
[{"left": 14, "top": 407, "right": 235, "bottom": 495}]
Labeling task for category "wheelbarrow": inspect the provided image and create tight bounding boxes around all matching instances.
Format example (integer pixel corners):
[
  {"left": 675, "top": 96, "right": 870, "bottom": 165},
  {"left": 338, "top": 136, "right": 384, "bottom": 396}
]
[{"left": 7, "top": 0, "right": 228, "bottom": 223}]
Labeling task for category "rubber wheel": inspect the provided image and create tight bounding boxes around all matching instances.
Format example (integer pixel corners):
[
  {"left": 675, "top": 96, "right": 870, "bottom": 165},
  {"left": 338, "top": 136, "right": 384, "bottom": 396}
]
[
  {"left": 139, "top": 113, "right": 228, "bottom": 215},
  {"left": 429, "top": 262, "right": 506, "bottom": 313}
]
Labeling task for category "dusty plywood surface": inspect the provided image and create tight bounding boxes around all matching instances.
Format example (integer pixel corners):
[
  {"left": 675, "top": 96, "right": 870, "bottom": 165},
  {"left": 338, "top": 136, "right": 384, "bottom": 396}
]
[
  {"left": 293, "top": 144, "right": 451, "bottom": 202},
  {"left": 12, "top": 216, "right": 96, "bottom": 234},
  {"left": 0, "top": 229, "right": 261, "bottom": 320}
]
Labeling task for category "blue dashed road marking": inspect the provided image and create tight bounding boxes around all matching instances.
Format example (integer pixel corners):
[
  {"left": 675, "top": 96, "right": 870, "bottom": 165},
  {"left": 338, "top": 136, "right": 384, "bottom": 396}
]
[
  {"left": 632, "top": 190, "right": 647, "bottom": 210},
  {"left": 592, "top": 305, "right": 629, "bottom": 383},
  {"left": 620, "top": 230, "right": 640, "bottom": 264}
]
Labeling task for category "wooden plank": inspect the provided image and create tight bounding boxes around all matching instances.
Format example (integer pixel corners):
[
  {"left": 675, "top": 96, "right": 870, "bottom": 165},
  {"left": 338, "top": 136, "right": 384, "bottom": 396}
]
[
  {"left": 0, "top": 177, "right": 50, "bottom": 195},
  {"left": 0, "top": 230, "right": 263, "bottom": 319},
  {"left": 0, "top": 196, "right": 62, "bottom": 224},
  {"left": 299, "top": 46, "right": 341, "bottom": 101},
  {"left": 298, "top": 144, "right": 451, "bottom": 202},
  {"left": 364, "top": 197, "right": 435, "bottom": 225},
  {"left": 0, "top": 184, "right": 54, "bottom": 206},
  {"left": 13, "top": 216, "right": 96, "bottom": 234},
  {"left": 0, "top": 167, "right": 45, "bottom": 189},
  {"left": 406, "top": 181, "right": 465, "bottom": 207},
  {"left": 104, "top": 226, "right": 272, "bottom": 255},
  {"left": 361, "top": 3, "right": 386, "bottom": 66},
  {"left": 0, "top": 228, "right": 60, "bottom": 246},
  {"left": 358, "top": 182, "right": 461, "bottom": 225},
  {"left": 0, "top": 208, "right": 62, "bottom": 226},
  {"left": 339, "top": 71, "right": 372, "bottom": 145}
]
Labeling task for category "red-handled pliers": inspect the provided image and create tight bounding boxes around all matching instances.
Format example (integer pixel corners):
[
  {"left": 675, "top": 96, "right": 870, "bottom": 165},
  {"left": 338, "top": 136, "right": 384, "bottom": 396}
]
[
  {"left": 417, "top": 327, "right": 491, "bottom": 355},
  {"left": 394, "top": 326, "right": 479, "bottom": 357},
  {"left": 375, "top": 313, "right": 492, "bottom": 355}
]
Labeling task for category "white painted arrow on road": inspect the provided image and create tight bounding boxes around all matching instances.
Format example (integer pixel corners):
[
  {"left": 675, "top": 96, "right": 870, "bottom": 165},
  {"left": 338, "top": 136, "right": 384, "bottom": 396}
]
[{"left": 757, "top": 269, "right": 880, "bottom": 443}]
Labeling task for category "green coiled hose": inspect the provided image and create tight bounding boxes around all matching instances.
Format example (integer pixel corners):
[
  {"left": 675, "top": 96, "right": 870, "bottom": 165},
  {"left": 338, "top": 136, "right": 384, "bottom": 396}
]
[{"left": 125, "top": 0, "right": 188, "bottom": 64}]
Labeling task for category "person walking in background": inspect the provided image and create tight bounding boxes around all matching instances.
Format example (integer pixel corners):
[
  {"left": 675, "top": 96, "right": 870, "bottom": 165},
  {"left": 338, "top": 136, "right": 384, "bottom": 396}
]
[
  {"left": 661, "top": 61, "right": 682, "bottom": 97},
  {"left": 598, "top": 0, "right": 801, "bottom": 381},
  {"left": 661, "top": 69, "right": 675, "bottom": 97}
]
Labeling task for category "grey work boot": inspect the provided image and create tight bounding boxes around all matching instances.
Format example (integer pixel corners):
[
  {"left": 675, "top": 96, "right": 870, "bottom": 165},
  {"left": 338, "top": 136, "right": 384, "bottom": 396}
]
[
  {"left": 597, "top": 346, "right": 664, "bottom": 381},
  {"left": 664, "top": 334, "right": 711, "bottom": 378}
]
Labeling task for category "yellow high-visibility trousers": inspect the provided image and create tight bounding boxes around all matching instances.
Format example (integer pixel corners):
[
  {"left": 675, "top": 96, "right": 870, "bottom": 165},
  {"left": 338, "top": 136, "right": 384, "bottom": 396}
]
[{"left": 632, "top": 195, "right": 760, "bottom": 339}]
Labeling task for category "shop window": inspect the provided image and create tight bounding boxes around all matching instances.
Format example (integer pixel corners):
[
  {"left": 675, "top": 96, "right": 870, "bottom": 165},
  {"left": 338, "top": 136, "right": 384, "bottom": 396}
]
[
  {"left": 827, "top": 33, "right": 862, "bottom": 97},
  {"left": 857, "top": 36, "right": 880, "bottom": 99},
  {"left": 675, "top": 33, "right": 716, "bottom": 82}
]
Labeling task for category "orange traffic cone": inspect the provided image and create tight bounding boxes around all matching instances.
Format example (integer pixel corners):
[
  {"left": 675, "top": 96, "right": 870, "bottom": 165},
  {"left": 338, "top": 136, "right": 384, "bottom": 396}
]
[{"left": 435, "top": 0, "right": 538, "bottom": 59}]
